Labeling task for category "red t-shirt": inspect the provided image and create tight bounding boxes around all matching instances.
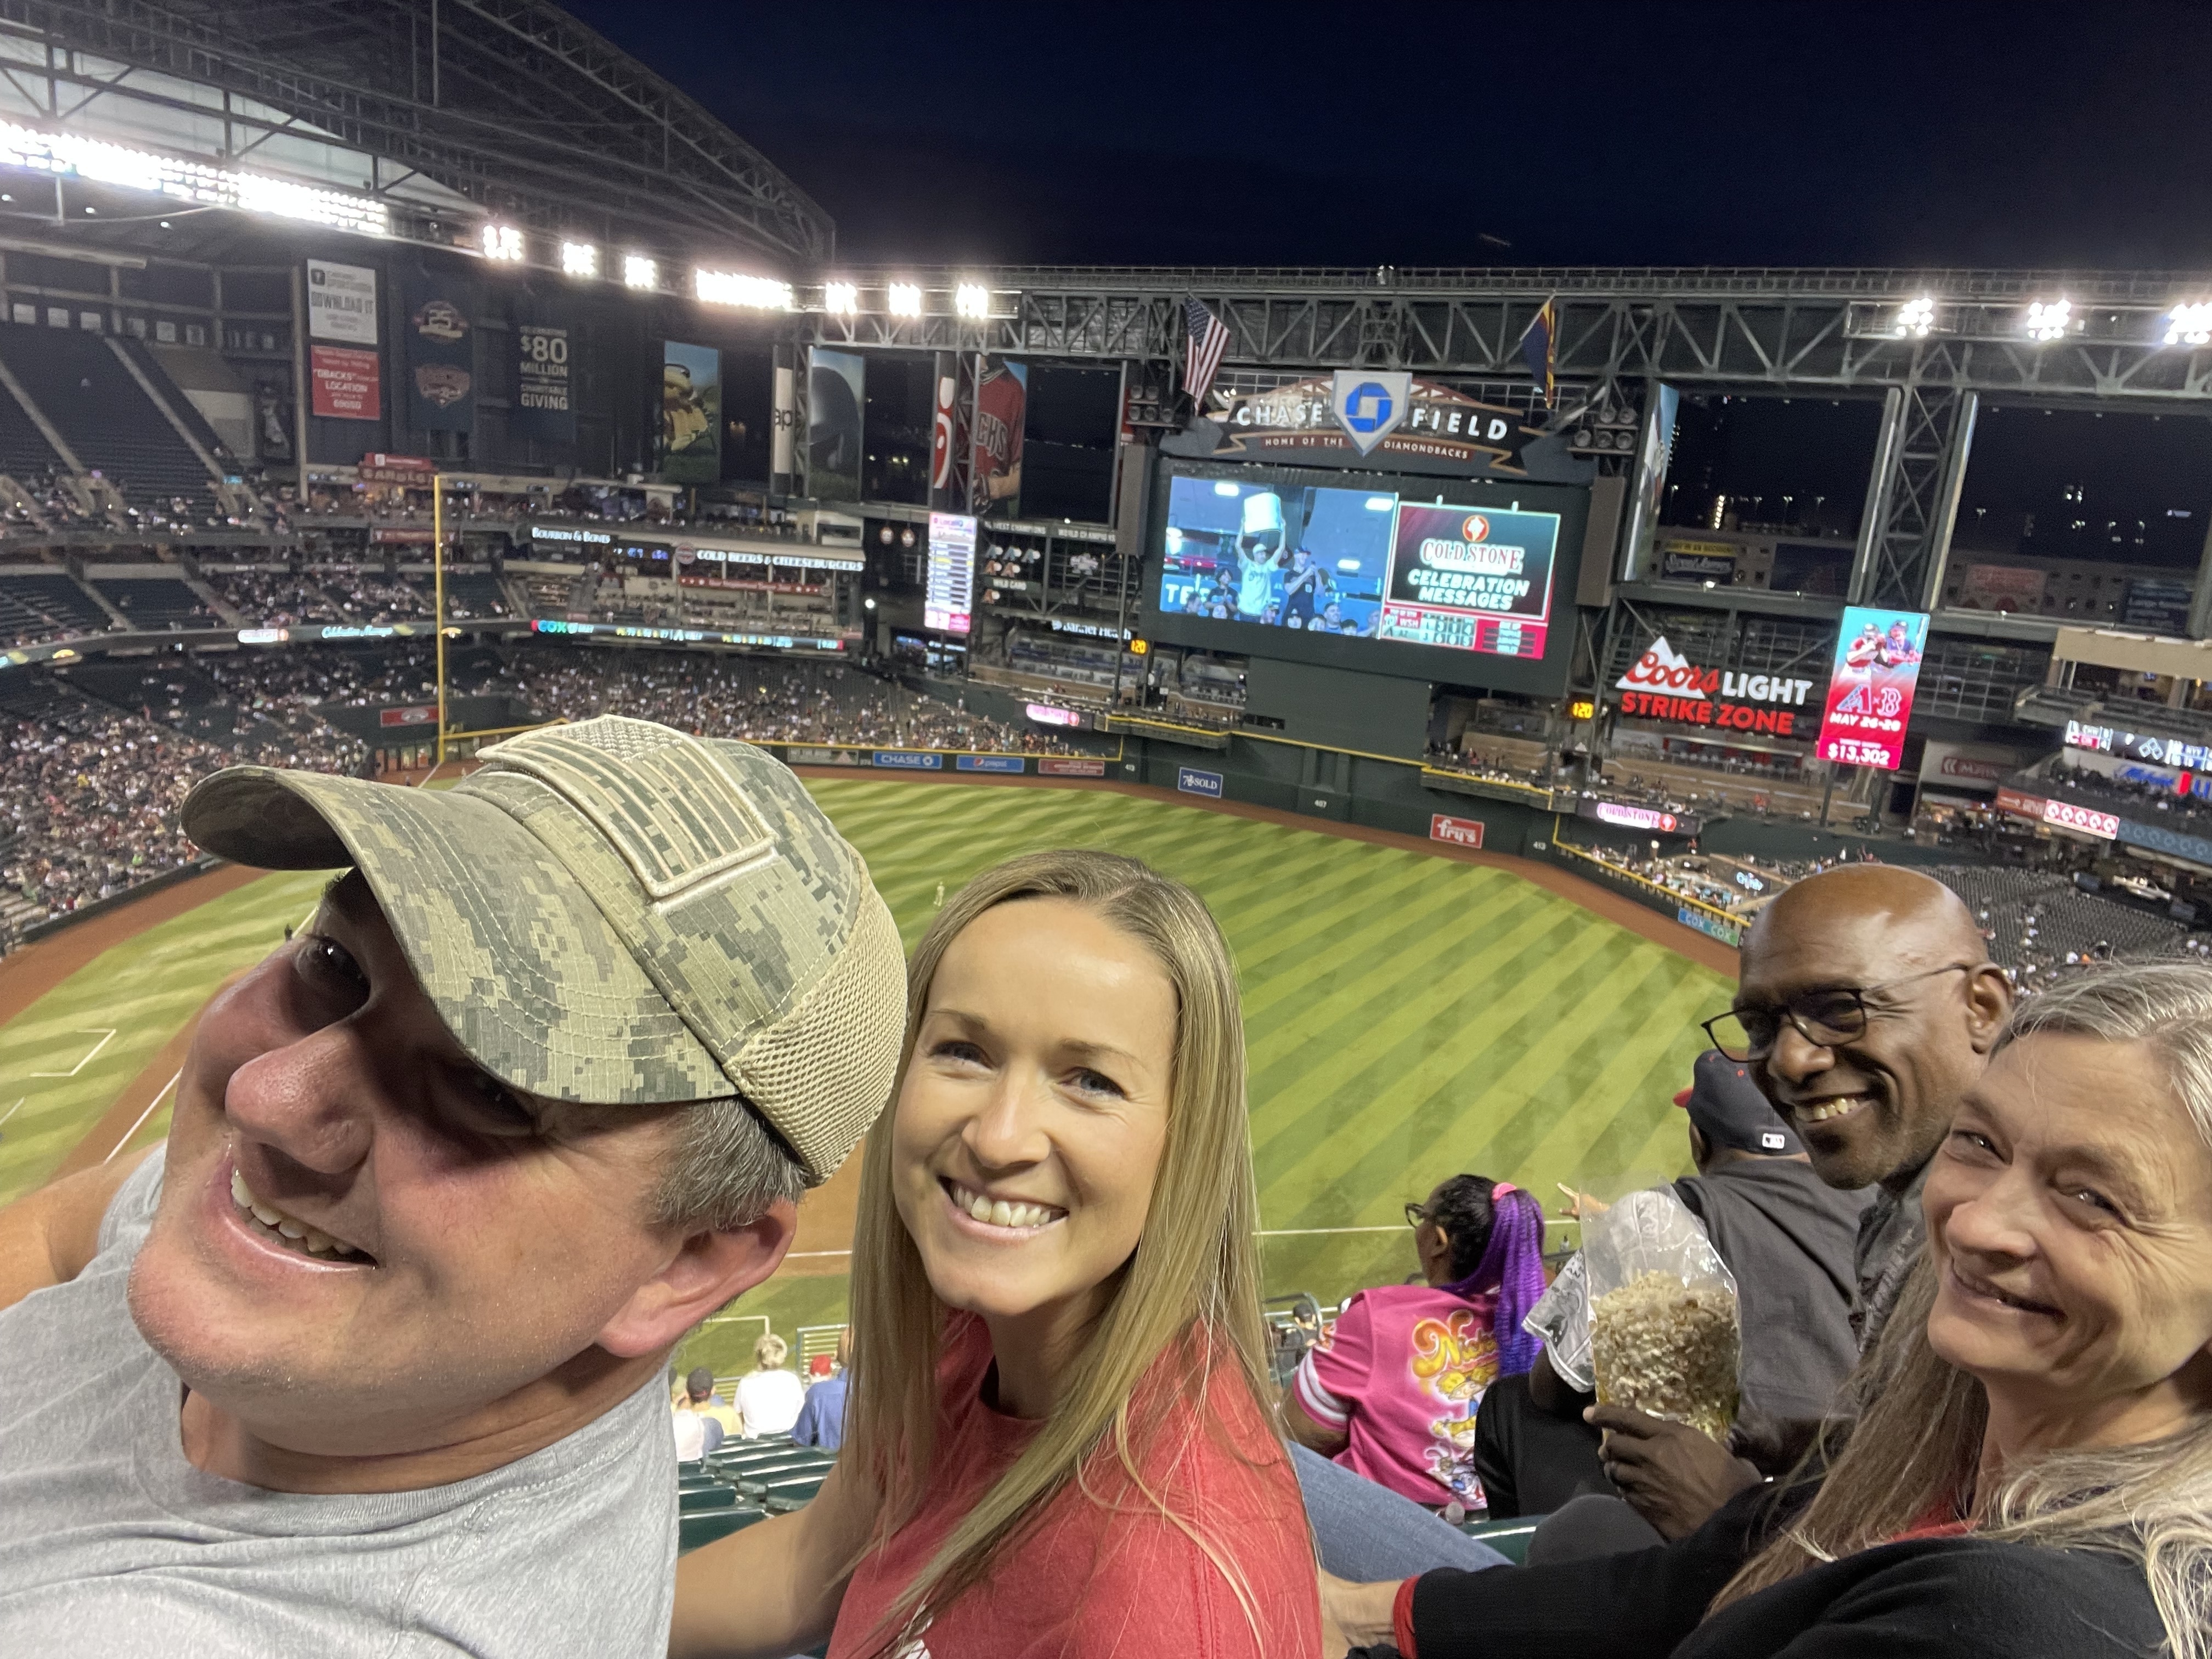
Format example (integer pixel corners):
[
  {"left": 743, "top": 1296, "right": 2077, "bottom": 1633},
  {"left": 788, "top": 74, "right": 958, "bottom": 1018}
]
[{"left": 829, "top": 1314, "right": 1320, "bottom": 1659}]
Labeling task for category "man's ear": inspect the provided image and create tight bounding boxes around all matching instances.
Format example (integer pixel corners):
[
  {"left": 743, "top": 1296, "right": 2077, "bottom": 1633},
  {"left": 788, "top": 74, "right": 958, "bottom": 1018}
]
[
  {"left": 594, "top": 1200, "right": 797, "bottom": 1360},
  {"left": 1966, "top": 964, "right": 2014, "bottom": 1053}
]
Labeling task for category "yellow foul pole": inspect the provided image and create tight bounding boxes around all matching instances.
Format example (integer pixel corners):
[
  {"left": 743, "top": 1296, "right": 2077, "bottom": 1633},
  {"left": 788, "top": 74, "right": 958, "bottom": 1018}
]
[{"left": 433, "top": 472, "right": 447, "bottom": 769}]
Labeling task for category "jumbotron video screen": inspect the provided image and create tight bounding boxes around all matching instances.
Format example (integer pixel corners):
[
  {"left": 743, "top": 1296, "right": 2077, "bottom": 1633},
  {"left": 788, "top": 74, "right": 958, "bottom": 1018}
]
[{"left": 1156, "top": 476, "right": 1561, "bottom": 663}]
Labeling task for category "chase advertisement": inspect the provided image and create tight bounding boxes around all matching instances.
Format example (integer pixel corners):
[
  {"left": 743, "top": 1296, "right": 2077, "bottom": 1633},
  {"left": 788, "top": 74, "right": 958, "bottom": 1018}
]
[
  {"left": 1156, "top": 475, "right": 1559, "bottom": 663},
  {"left": 1815, "top": 606, "right": 1929, "bottom": 771},
  {"left": 1177, "top": 371, "right": 1539, "bottom": 477}
]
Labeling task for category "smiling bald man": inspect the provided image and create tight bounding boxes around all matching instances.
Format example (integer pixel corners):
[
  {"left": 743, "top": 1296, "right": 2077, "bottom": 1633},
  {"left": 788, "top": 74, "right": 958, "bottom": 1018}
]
[
  {"left": 1724, "top": 865, "right": 2012, "bottom": 1350},
  {"left": 0, "top": 716, "right": 907, "bottom": 1657}
]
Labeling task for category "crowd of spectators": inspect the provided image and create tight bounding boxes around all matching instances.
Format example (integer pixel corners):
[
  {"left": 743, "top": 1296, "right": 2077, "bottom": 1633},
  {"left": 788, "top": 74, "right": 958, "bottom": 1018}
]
[
  {"left": 466, "top": 648, "right": 1079, "bottom": 754},
  {"left": 204, "top": 568, "right": 510, "bottom": 628},
  {"left": 1, "top": 693, "right": 364, "bottom": 942},
  {"left": 0, "top": 641, "right": 1093, "bottom": 950}
]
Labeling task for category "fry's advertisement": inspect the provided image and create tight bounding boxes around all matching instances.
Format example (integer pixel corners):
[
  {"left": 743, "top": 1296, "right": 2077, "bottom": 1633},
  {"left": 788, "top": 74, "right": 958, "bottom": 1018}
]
[{"left": 1815, "top": 606, "right": 1929, "bottom": 770}]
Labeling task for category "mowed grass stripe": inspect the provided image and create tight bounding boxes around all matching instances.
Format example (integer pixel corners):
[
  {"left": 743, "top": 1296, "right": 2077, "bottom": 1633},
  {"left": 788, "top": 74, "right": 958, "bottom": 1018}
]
[
  {"left": 0, "top": 870, "right": 331, "bottom": 1205},
  {"left": 1263, "top": 928, "right": 1696, "bottom": 1229},
  {"left": 1250, "top": 905, "right": 1626, "bottom": 1206}
]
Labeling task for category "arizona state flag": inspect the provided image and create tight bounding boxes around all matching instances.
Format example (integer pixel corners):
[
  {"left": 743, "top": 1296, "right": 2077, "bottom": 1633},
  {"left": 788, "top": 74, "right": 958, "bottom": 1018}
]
[{"left": 1520, "top": 297, "right": 1558, "bottom": 409}]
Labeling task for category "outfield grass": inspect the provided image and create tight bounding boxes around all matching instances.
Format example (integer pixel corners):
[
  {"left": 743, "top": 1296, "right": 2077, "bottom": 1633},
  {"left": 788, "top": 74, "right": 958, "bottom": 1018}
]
[
  {"left": 0, "top": 871, "right": 332, "bottom": 1206},
  {"left": 0, "top": 777, "right": 1734, "bottom": 1383},
  {"left": 680, "top": 779, "right": 1733, "bottom": 1378}
]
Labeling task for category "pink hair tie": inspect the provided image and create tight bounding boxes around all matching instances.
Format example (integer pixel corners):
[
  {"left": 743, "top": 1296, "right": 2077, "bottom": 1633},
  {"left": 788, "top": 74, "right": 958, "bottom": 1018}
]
[{"left": 1491, "top": 1182, "right": 1521, "bottom": 1199}]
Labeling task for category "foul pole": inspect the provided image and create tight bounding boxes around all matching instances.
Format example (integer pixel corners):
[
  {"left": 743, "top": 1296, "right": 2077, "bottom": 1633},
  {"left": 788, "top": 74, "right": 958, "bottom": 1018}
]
[{"left": 433, "top": 472, "right": 447, "bottom": 770}]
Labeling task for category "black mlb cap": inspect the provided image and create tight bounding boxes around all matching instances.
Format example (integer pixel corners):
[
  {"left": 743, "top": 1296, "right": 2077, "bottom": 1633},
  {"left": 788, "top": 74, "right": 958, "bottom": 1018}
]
[{"left": 1673, "top": 1047, "right": 1802, "bottom": 1156}]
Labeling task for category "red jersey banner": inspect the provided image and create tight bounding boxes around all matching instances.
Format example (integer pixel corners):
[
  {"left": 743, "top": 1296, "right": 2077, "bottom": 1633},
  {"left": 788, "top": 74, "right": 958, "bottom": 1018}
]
[
  {"left": 1815, "top": 606, "right": 1929, "bottom": 771},
  {"left": 969, "top": 357, "right": 1026, "bottom": 517}
]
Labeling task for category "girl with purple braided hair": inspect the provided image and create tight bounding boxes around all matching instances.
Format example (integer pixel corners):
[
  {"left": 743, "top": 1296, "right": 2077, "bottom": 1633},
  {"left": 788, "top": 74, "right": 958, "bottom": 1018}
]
[{"left": 1284, "top": 1176, "right": 1548, "bottom": 1512}]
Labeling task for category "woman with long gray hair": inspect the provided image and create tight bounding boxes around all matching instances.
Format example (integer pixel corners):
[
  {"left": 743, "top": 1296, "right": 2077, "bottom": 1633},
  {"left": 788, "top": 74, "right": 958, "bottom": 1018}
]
[{"left": 1326, "top": 960, "right": 2212, "bottom": 1659}]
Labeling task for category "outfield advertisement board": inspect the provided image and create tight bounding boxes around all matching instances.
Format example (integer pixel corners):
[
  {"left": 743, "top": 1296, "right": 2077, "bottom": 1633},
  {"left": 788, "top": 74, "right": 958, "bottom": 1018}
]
[
  {"left": 873, "top": 751, "right": 943, "bottom": 770},
  {"left": 1678, "top": 906, "right": 1743, "bottom": 946},
  {"left": 1580, "top": 798, "right": 1695, "bottom": 836},
  {"left": 1429, "top": 813, "right": 1485, "bottom": 848},
  {"left": 1815, "top": 607, "right": 1929, "bottom": 770},
  {"left": 1038, "top": 757, "right": 1108, "bottom": 777},
  {"left": 1177, "top": 766, "right": 1223, "bottom": 798},
  {"left": 956, "top": 754, "right": 1025, "bottom": 772},
  {"left": 1996, "top": 786, "right": 2120, "bottom": 840}
]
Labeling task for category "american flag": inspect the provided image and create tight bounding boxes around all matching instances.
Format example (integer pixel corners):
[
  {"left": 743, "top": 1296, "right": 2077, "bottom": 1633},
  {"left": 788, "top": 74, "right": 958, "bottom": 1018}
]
[{"left": 1182, "top": 297, "right": 1232, "bottom": 409}]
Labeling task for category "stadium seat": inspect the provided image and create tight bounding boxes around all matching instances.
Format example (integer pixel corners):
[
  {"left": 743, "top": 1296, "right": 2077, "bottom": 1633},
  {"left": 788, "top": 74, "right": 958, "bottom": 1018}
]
[
  {"left": 1459, "top": 1515, "right": 1542, "bottom": 1565},
  {"left": 749, "top": 1472, "right": 830, "bottom": 1509},
  {"left": 678, "top": 1504, "right": 768, "bottom": 1554},
  {"left": 679, "top": 1486, "right": 746, "bottom": 1514}
]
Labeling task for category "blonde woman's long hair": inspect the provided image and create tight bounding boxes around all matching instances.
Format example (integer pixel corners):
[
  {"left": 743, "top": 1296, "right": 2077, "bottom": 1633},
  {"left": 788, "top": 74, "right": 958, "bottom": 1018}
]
[
  {"left": 842, "top": 850, "right": 1280, "bottom": 1649},
  {"left": 1712, "top": 961, "right": 2212, "bottom": 1658}
]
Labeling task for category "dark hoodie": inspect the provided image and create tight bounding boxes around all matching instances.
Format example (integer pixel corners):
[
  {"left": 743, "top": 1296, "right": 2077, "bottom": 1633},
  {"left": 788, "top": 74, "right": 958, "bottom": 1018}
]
[{"left": 1674, "top": 1158, "right": 1870, "bottom": 1422}]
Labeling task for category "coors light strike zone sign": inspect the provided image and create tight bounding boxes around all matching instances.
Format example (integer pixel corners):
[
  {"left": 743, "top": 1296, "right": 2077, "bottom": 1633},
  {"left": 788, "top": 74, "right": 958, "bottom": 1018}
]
[{"left": 1614, "top": 636, "right": 1819, "bottom": 736}]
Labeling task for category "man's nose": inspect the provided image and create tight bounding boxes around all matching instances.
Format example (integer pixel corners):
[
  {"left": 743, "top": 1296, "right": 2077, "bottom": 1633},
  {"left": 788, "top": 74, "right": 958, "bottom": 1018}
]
[
  {"left": 222, "top": 1020, "right": 375, "bottom": 1176},
  {"left": 1764, "top": 1020, "right": 1836, "bottom": 1086}
]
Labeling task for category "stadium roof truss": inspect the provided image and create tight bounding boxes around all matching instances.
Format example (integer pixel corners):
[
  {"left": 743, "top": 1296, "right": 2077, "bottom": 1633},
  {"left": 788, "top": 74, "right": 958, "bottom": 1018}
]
[
  {"left": 0, "top": 0, "right": 831, "bottom": 267},
  {"left": 811, "top": 265, "right": 2212, "bottom": 616}
]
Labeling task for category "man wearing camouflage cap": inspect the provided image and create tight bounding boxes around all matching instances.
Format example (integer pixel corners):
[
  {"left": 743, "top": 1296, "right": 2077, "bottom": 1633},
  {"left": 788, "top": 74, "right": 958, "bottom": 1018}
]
[{"left": 0, "top": 716, "right": 909, "bottom": 1657}]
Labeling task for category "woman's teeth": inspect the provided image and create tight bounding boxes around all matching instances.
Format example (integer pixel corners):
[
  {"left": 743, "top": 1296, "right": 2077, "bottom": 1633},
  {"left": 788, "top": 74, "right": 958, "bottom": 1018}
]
[
  {"left": 949, "top": 1180, "right": 1063, "bottom": 1231},
  {"left": 229, "top": 1168, "right": 365, "bottom": 1261},
  {"left": 1796, "top": 1095, "right": 1871, "bottom": 1124}
]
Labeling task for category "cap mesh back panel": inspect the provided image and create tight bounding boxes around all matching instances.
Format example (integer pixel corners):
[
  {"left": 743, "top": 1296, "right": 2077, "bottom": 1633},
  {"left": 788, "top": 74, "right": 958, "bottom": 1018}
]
[{"left": 731, "top": 888, "right": 908, "bottom": 1179}]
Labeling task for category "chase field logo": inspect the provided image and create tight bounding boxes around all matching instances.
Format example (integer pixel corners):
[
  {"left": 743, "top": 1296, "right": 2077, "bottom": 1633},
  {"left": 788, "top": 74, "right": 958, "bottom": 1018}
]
[
  {"left": 1331, "top": 370, "right": 1411, "bottom": 456},
  {"left": 1617, "top": 635, "right": 1713, "bottom": 699}
]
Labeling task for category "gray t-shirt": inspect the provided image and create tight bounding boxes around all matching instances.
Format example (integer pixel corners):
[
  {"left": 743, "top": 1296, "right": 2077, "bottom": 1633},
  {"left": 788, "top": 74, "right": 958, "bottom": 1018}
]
[{"left": 0, "top": 1149, "right": 678, "bottom": 1656}]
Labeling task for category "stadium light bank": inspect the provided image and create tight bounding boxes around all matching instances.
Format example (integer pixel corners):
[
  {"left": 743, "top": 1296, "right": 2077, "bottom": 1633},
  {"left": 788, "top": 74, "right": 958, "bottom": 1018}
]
[
  {"left": 0, "top": 117, "right": 1015, "bottom": 329},
  {"left": 1880, "top": 291, "right": 2212, "bottom": 349},
  {"left": 0, "top": 119, "right": 387, "bottom": 237}
]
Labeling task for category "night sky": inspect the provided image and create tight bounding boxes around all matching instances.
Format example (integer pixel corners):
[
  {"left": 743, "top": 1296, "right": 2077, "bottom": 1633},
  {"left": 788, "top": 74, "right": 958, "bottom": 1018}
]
[{"left": 562, "top": 0, "right": 2212, "bottom": 271}]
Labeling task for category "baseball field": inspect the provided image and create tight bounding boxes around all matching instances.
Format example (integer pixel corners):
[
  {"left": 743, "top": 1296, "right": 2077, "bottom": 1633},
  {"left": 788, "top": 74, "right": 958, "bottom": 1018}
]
[{"left": 0, "top": 776, "right": 1735, "bottom": 1378}]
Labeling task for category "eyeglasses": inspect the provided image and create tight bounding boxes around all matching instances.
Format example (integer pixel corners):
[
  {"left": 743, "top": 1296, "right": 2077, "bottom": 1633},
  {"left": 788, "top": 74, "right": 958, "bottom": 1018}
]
[
  {"left": 1702, "top": 962, "right": 1981, "bottom": 1062},
  {"left": 1403, "top": 1202, "right": 1431, "bottom": 1229}
]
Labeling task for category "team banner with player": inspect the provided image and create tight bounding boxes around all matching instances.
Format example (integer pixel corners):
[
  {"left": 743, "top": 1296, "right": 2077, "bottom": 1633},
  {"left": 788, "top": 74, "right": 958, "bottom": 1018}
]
[
  {"left": 661, "top": 341, "right": 720, "bottom": 484},
  {"left": 808, "top": 347, "right": 865, "bottom": 503},
  {"left": 970, "top": 356, "right": 1026, "bottom": 518},
  {"left": 1815, "top": 606, "right": 1929, "bottom": 770}
]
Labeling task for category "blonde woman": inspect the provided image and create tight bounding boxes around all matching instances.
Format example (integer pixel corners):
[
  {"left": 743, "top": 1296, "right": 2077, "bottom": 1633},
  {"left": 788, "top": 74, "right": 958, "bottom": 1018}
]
[
  {"left": 1327, "top": 961, "right": 2212, "bottom": 1659},
  {"left": 672, "top": 850, "right": 1319, "bottom": 1657},
  {"left": 736, "top": 1335, "right": 805, "bottom": 1440}
]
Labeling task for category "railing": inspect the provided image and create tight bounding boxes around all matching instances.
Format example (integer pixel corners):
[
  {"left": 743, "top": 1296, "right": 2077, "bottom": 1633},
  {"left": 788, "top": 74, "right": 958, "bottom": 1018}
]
[{"left": 1546, "top": 837, "right": 1746, "bottom": 945}]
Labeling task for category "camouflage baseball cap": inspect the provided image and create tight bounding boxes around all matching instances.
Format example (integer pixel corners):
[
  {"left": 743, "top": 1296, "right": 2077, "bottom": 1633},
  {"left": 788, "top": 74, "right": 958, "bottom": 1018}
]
[{"left": 180, "top": 715, "right": 907, "bottom": 1182}]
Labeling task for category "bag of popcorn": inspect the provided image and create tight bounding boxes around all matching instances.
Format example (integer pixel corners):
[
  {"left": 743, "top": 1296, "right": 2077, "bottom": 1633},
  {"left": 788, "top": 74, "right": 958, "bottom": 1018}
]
[{"left": 1583, "top": 1188, "right": 1741, "bottom": 1441}]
